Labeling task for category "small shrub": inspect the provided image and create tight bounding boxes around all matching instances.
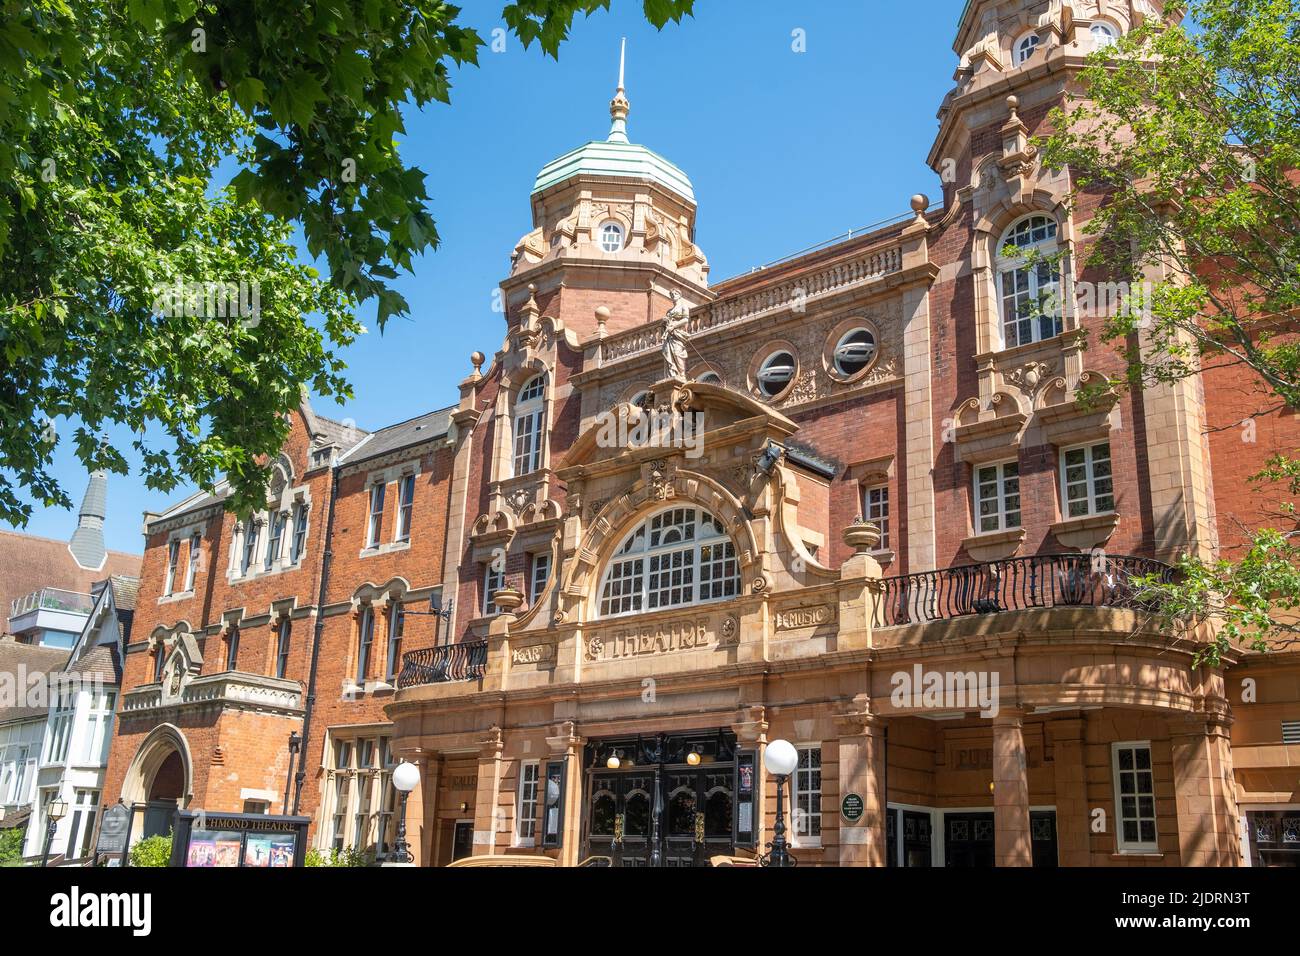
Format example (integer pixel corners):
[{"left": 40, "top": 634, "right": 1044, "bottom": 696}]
[
  {"left": 129, "top": 832, "right": 173, "bottom": 867},
  {"left": 0, "top": 827, "right": 25, "bottom": 866},
  {"left": 304, "top": 845, "right": 368, "bottom": 867}
]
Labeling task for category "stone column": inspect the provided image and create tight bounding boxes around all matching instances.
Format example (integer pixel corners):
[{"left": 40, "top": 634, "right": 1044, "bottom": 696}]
[
  {"left": 472, "top": 727, "right": 505, "bottom": 856},
  {"left": 835, "top": 704, "right": 888, "bottom": 866},
  {"left": 993, "top": 709, "right": 1032, "bottom": 866},
  {"left": 1050, "top": 717, "right": 1090, "bottom": 866},
  {"left": 1170, "top": 717, "right": 1240, "bottom": 866}
]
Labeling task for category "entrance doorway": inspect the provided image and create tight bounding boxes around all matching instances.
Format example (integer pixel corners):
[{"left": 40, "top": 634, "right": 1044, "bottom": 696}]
[
  {"left": 942, "top": 810, "right": 1058, "bottom": 867},
  {"left": 583, "top": 730, "right": 745, "bottom": 867},
  {"left": 451, "top": 821, "right": 474, "bottom": 862}
]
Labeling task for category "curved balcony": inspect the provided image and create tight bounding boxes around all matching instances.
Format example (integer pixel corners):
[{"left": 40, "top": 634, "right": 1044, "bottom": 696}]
[
  {"left": 396, "top": 641, "right": 488, "bottom": 688},
  {"left": 875, "top": 553, "right": 1172, "bottom": 628}
]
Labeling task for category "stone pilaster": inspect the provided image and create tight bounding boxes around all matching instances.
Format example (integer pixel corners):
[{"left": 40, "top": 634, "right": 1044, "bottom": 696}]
[
  {"left": 992, "top": 709, "right": 1032, "bottom": 866},
  {"left": 834, "top": 703, "right": 888, "bottom": 866},
  {"left": 1170, "top": 717, "right": 1241, "bottom": 866},
  {"left": 1049, "top": 717, "right": 1089, "bottom": 866},
  {"left": 901, "top": 279, "right": 936, "bottom": 572},
  {"left": 472, "top": 726, "right": 505, "bottom": 856}
]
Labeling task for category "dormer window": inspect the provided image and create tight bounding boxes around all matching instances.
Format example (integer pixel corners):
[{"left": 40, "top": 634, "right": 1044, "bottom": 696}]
[
  {"left": 598, "top": 221, "right": 624, "bottom": 253},
  {"left": 997, "top": 214, "right": 1062, "bottom": 348},
  {"left": 1014, "top": 33, "right": 1041, "bottom": 65}
]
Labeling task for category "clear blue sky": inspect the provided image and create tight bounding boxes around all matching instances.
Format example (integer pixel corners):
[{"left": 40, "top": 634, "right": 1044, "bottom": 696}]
[{"left": 14, "top": 0, "right": 959, "bottom": 554}]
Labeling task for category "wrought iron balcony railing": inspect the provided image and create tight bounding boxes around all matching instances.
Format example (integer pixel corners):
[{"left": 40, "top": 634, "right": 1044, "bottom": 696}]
[
  {"left": 396, "top": 641, "right": 488, "bottom": 688},
  {"left": 875, "top": 553, "right": 1173, "bottom": 628}
]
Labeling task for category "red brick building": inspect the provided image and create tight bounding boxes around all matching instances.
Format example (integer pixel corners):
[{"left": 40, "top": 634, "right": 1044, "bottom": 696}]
[{"left": 104, "top": 0, "right": 1300, "bottom": 867}]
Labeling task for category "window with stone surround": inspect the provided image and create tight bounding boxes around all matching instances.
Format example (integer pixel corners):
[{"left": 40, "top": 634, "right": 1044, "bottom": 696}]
[
  {"left": 1060, "top": 441, "right": 1114, "bottom": 518},
  {"left": 863, "top": 484, "right": 890, "bottom": 551},
  {"left": 792, "top": 746, "right": 822, "bottom": 847},
  {"left": 483, "top": 562, "right": 505, "bottom": 616},
  {"left": 265, "top": 511, "right": 284, "bottom": 570},
  {"left": 529, "top": 551, "right": 552, "bottom": 606},
  {"left": 183, "top": 532, "right": 201, "bottom": 590},
  {"left": 355, "top": 606, "right": 375, "bottom": 683},
  {"left": 1014, "top": 32, "right": 1041, "bottom": 65},
  {"left": 275, "top": 617, "right": 292, "bottom": 679},
  {"left": 997, "top": 215, "right": 1061, "bottom": 348},
  {"left": 516, "top": 760, "right": 540, "bottom": 846},
  {"left": 291, "top": 502, "right": 309, "bottom": 561},
  {"left": 164, "top": 539, "right": 179, "bottom": 595},
  {"left": 1112, "top": 741, "right": 1158, "bottom": 852},
  {"left": 325, "top": 733, "right": 398, "bottom": 859},
  {"left": 598, "top": 221, "right": 624, "bottom": 253},
  {"left": 1090, "top": 21, "right": 1118, "bottom": 49},
  {"left": 385, "top": 603, "right": 404, "bottom": 681},
  {"left": 974, "top": 460, "right": 1022, "bottom": 533},
  {"left": 366, "top": 482, "right": 386, "bottom": 548},
  {"left": 396, "top": 474, "right": 415, "bottom": 541},
  {"left": 513, "top": 373, "right": 547, "bottom": 476},
  {"left": 597, "top": 507, "right": 739, "bottom": 618}
]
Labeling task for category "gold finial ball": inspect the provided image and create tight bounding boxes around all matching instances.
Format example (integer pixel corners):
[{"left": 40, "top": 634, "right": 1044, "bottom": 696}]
[
  {"left": 470, "top": 351, "right": 485, "bottom": 371},
  {"left": 911, "top": 193, "right": 929, "bottom": 213}
]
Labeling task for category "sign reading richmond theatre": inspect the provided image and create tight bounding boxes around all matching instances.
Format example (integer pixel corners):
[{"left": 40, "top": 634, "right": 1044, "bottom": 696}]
[{"left": 585, "top": 613, "right": 739, "bottom": 662}]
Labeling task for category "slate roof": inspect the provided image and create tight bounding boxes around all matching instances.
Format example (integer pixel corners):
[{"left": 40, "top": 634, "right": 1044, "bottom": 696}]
[
  {"left": 339, "top": 406, "right": 455, "bottom": 466},
  {"left": 0, "top": 638, "right": 68, "bottom": 723}
]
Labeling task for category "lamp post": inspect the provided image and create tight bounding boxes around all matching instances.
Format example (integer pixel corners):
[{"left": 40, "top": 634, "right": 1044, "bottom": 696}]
[
  {"left": 388, "top": 760, "right": 420, "bottom": 866},
  {"left": 762, "top": 739, "right": 798, "bottom": 868},
  {"left": 40, "top": 797, "right": 68, "bottom": 868}
]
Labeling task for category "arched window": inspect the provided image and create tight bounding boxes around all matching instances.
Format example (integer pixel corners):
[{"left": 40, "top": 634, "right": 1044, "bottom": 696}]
[
  {"left": 1014, "top": 33, "right": 1041, "bottom": 65},
  {"left": 996, "top": 215, "right": 1062, "bottom": 348},
  {"left": 513, "top": 373, "right": 547, "bottom": 476},
  {"left": 1090, "top": 22, "right": 1118, "bottom": 48},
  {"left": 598, "top": 507, "right": 740, "bottom": 617},
  {"left": 599, "top": 221, "right": 624, "bottom": 253}
]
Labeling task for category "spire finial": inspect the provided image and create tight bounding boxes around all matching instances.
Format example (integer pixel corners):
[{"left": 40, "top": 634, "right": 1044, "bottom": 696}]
[{"left": 608, "top": 37, "right": 630, "bottom": 144}]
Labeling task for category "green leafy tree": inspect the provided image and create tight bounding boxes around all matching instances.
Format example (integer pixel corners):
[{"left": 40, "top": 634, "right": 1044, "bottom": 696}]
[
  {"left": 0, "top": 0, "right": 693, "bottom": 524},
  {"left": 1038, "top": 0, "right": 1300, "bottom": 662}
]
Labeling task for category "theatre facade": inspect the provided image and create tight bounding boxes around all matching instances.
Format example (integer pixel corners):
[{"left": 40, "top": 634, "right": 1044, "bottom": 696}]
[{"left": 103, "top": 0, "right": 1299, "bottom": 867}]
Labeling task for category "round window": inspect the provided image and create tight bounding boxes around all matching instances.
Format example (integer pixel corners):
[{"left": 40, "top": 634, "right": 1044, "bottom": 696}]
[
  {"left": 756, "top": 350, "right": 797, "bottom": 399},
  {"left": 599, "top": 221, "right": 624, "bottom": 253},
  {"left": 832, "top": 328, "right": 877, "bottom": 377}
]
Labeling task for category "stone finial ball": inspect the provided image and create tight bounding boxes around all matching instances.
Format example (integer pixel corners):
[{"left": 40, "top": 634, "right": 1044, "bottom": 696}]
[
  {"left": 1006, "top": 94, "right": 1019, "bottom": 111},
  {"left": 594, "top": 306, "right": 611, "bottom": 320},
  {"left": 470, "top": 350, "right": 485, "bottom": 369},
  {"left": 911, "top": 194, "right": 930, "bottom": 213}
]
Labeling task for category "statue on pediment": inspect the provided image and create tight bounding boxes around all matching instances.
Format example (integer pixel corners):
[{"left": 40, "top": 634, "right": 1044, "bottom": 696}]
[{"left": 662, "top": 290, "right": 690, "bottom": 381}]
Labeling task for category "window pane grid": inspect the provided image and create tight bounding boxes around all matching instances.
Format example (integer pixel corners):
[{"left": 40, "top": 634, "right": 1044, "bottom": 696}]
[
  {"left": 598, "top": 508, "right": 739, "bottom": 618},
  {"left": 975, "top": 461, "right": 1021, "bottom": 533}
]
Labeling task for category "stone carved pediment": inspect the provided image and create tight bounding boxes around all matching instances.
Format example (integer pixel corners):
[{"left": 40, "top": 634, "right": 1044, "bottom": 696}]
[{"left": 560, "top": 379, "right": 796, "bottom": 473}]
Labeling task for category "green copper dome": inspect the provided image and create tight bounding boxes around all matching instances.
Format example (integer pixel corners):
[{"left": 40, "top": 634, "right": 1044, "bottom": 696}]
[
  {"left": 530, "top": 39, "right": 694, "bottom": 203},
  {"left": 531, "top": 139, "right": 695, "bottom": 202}
]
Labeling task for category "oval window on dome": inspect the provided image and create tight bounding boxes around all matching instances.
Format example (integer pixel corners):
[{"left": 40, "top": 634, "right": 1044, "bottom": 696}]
[
  {"left": 599, "top": 221, "right": 624, "bottom": 253},
  {"left": 756, "top": 350, "right": 797, "bottom": 399}
]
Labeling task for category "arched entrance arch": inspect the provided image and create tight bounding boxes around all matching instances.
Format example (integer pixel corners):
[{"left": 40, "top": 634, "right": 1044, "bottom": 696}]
[{"left": 122, "top": 723, "right": 194, "bottom": 839}]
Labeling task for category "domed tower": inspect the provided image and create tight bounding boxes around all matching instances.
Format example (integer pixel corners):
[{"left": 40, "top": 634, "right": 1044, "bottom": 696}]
[{"left": 504, "top": 40, "right": 711, "bottom": 342}]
